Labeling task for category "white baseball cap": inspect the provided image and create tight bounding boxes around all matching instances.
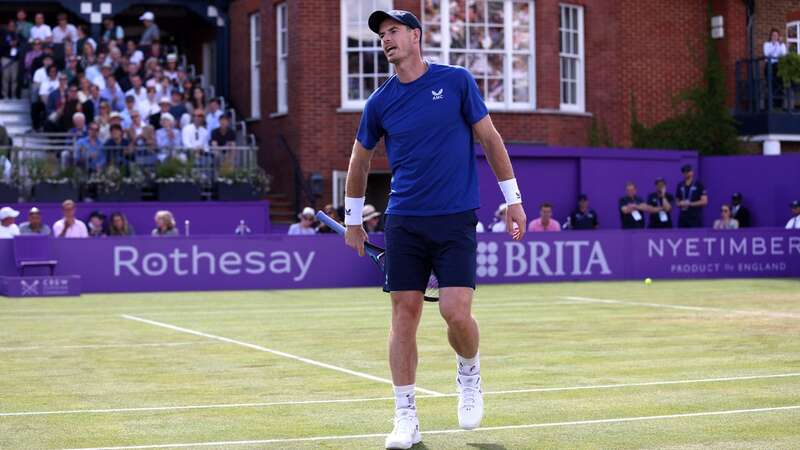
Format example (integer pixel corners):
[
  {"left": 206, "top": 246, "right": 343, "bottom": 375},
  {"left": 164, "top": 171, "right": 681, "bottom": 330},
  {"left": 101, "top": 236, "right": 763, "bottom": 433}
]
[
  {"left": 0, "top": 206, "right": 20, "bottom": 220},
  {"left": 139, "top": 11, "right": 155, "bottom": 21},
  {"left": 298, "top": 207, "right": 315, "bottom": 219}
]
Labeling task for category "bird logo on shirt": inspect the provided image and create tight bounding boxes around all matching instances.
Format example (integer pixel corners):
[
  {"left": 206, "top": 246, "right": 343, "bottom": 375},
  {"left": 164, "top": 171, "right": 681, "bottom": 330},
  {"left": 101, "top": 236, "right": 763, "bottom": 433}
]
[{"left": 432, "top": 89, "right": 444, "bottom": 101}]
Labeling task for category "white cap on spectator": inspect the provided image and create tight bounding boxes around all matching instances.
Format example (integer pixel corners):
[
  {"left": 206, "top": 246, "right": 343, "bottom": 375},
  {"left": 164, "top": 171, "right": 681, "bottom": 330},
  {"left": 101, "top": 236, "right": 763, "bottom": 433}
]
[
  {"left": 495, "top": 203, "right": 508, "bottom": 218},
  {"left": 0, "top": 207, "right": 20, "bottom": 220},
  {"left": 159, "top": 97, "right": 171, "bottom": 104},
  {"left": 146, "top": 79, "right": 157, "bottom": 88},
  {"left": 298, "top": 207, "right": 315, "bottom": 219},
  {"left": 160, "top": 112, "right": 175, "bottom": 122},
  {"left": 362, "top": 204, "right": 381, "bottom": 221},
  {"left": 109, "top": 112, "right": 122, "bottom": 119},
  {"left": 139, "top": 11, "right": 155, "bottom": 22},
  {"left": 166, "top": 54, "right": 177, "bottom": 62}
]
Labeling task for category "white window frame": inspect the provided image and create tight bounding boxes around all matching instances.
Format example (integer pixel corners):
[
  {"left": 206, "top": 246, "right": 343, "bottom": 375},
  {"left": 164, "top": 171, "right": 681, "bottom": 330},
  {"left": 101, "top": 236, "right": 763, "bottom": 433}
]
[
  {"left": 332, "top": 170, "right": 347, "bottom": 208},
  {"left": 340, "top": 0, "right": 393, "bottom": 109},
  {"left": 249, "top": 12, "right": 261, "bottom": 119},
  {"left": 787, "top": 21, "right": 800, "bottom": 54},
  {"left": 276, "top": 3, "right": 288, "bottom": 114},
  {"left": 422, "top": 0, "right": 536, "bottom": 111},
  {"left": 559, "top": 4, "right": 585, "bottom": 112}
]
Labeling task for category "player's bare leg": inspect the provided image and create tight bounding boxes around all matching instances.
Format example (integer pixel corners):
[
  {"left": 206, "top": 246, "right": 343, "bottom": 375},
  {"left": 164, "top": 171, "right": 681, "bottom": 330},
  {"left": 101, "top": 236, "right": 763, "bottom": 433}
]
[
  {"left": 439, "top": 287, "right": 483, "bottom": 430},
  {"left": 386, "top": 291, "right": 424, "bottom": 449}
]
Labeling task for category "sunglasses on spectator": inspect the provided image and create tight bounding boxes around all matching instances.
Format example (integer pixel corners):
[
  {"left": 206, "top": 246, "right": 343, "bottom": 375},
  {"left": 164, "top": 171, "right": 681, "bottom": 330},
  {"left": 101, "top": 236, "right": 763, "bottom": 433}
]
[{"left": 721, "top": 208, "right": 730, "bottom": 212}]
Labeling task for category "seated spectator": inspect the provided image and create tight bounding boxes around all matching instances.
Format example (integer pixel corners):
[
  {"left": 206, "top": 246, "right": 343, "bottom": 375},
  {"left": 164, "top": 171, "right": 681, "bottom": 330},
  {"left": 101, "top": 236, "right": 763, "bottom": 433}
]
[
  {"left": 120, "top": 95, "right": 137, "bottom": 128},
  {"left": 490, "top": 203, "right": 508, "bottom": 233},
  {"left": 647, "top": 177, "right": 674, "bottom": 229},
  {"left": 0, "top": 206, "right": 21, "bottom": 239},
  {"left": 363, "top": 204, "right": 383, "bottom": 233},
  {"left": 128, "top": 109, "right": 144, "bottom": 137},
  {"left": 104, "top": 123, "right": 131, "bottom": 166},
  {"left": 713, "top": 204, "right": 739, "bottom": 230},
  {"left": 75, "top": 24, "right": 96, "bottom": 56},
  {"left": 134, "top": 125, "right": 158, "bottom": 167},
  {"left": 24, "top": 40, "right": 44, "bottom": 80},
  {"left": 316, "top": 204, "right": 339, "bottom": 233},
  {"left": 731, "top": 192, "right": 751, "bottom": 228},
  {"left": 288, "top": 207, "right": 317, "bottom": 235},
  {"left": 155, "top": 113, "right": 182, "bottom": 159},
  {"left": 53, "top": 199, "right": 89, "bottom": 238},
  {"left": 528, "top": 203, "right": 561, "bottom": 232},
  {"left": 564, "top": 194, "right": 598, "bottom": 230},
  {"left": 74, "top": 122, "right": 105, "bottom": 171},
  {"left": 19, "top": 207, "right": 51, "bottom": 235},
  {"left": 109, "top": 212, "right": 135, "bottom": 236},
  {"left": 164, "top": 53, "right": 179, "bottom": 81},
  {"left": 125, "top": 75, "right": 147, "bottom": 108},
  {"left": 786, "top": 200, "right": 800, "bottom": 229},
  {"left": 206, "top": 98, "right": 223, "bottom": 131},
  {"left": 183, "top": 109, "right": 209, "bottom": 152},
  {"left": 139, "top": 12, "right": 160, "bottom": 46},
  {"left": 619, "top": 181, "right": 646, "bottom": 229},
  {"left": 211, "top": 113, "right": 237, "bottom": 148},
  {"left": 125, "top": 39, "right": 144, "bottom": 66},
  {"left": 168, "top": 90, "right": 189, "bottom": 125},
  {"left": 100, "top": 75, "right": 125, "bottom": 111},
  {"left": 30, "top": 13, "right": 52, "bottom": 43},
  {"left": 69, "top": 112, "right": 88, "bottom": 140},
  {"left": 151, "top": 97, "right": 172, "bottom": 129},
  {"left": 142, "top": 80, "right": 161, "bottom": 117},
  {"left": 148, "top": 40, "right": 166, "bottom": 65},
  {"left": 475, "top": 221, "right": 485, "bottom": 232},
  {"left": 52, "top": 13, "right": 77, "bottom": 44},
  {"left": 152, "top": 210, "right": 179, "bottom": 236},
  {"left": 87, "top": 211, "right": 107, "bottom": 237},
  {"left": 191, "top": 86, "right": 207, "bottom": 112}
]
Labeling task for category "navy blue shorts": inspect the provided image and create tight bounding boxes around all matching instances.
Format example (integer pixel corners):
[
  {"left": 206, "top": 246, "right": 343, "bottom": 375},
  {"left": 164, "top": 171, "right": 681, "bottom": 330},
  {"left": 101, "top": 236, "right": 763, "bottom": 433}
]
[{"left": 383, "top": 210, "right": 478, "bottom": 293}]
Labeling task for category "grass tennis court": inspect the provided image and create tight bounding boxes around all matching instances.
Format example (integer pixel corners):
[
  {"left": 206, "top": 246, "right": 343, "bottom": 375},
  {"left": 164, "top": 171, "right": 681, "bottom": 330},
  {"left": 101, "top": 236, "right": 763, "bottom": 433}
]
[{"left": 2, "top": 279, "right": 800, "bottom": 449}]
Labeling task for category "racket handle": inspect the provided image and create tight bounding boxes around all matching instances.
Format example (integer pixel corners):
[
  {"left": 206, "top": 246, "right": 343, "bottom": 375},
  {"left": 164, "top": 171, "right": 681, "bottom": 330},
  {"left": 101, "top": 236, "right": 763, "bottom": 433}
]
[{"left": 316, "top": 211, "right": 346, "bottom": 236}]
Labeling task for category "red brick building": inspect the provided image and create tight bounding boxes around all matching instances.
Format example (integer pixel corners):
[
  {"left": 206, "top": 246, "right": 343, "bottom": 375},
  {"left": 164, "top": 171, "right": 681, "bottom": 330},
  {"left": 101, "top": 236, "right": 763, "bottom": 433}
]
[{"left": 227, "top": 0, "right": 798, "bottom": 221}]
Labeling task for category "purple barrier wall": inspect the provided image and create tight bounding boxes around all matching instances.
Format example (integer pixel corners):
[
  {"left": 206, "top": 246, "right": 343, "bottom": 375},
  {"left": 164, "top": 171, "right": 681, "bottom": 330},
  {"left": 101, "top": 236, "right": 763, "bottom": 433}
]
[
  {"left": 11, "top": 201, "right": 271, "bottom": 236},
  {"left": 477, "top": 146, "right": 799, "bottom": 229},
  {"left": 1, "top": 229, "right": 797, "bottom": 294}
]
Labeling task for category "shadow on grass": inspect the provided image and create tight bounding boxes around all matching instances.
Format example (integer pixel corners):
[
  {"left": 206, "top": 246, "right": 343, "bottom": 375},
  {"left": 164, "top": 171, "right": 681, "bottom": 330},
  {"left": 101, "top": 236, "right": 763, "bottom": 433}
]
[{"left": 467, "top": 444, "right": 508, "bottom": 450}]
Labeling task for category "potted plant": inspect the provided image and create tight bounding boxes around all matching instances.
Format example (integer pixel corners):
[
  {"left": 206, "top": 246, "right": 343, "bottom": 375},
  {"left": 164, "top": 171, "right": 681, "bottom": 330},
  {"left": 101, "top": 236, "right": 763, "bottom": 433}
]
[
  {"left": 155, "top": 156, "right": 202, "bottom": 201},
  {"left": 214, "top": 159, "right": 271, "bottom": 201},
  {"left": 0, "top": 151, "right": 18, "bottom": 202},
  {"left": 777, "top": 53, "right": 800, "bottom": 108},
  {"left": 89, "top": 164, "right": 146, "bottom": 202},
  {"left": 28, "top": 156, "right": 80, "bottom": 202}
]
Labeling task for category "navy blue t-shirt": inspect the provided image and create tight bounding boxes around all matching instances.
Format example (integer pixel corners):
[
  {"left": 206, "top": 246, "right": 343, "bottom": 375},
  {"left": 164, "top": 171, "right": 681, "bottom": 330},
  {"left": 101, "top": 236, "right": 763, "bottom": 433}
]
[{"left": 356, "top": 63, "right": 488, "bottom": 216}]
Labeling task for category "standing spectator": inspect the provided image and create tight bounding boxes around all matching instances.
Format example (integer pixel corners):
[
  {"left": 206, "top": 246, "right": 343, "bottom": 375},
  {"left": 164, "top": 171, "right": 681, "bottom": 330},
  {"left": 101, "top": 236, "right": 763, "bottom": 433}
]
[
  {"left": 152, "top": 210, "right": 179, "bottom": 236},
  {"left": 24, "top": 40, "right": 43, "bottom": 78},
  {"left": 0, "top": 206, "right": 20, "bottom": 239},
  {"left": 713, "top": 204, "right": 739, "bottom": 230},
  {"left": 102, "top": 18, "right": 124, "bottom": 47},
  {"left": 210, "top": 113, "right": 237, "bottom": 148},
  {"left": 38, "top": 64, "right": 59, "bottom": 102},
  {"left": 647, "top": 178, "right": 674, "bottom": 229},
  {"left": 138, "top": 12, "right": 160, "bottom": 46},
  {"left": 1, "top": 20, "right": 21, "bottom": 99},
  {"left": 15, "top": 10, "right": 33, "bottom": 44},
  {"left": 183, "top": 109, "right": 209, "bottom": 151},
  {"left": 675, "top": 164, "right": 708, "bottom": 228},
  {"left": 316, "top": 204, "right": 340, "bottom": 233},
  {"left": 564, "top": 194, "right": 598, "bottom": 230},
  {"left": 74, "top": 122, "right": 105, "bottom": 171},
  {"left": 764, "top": 28, "right": 787, "bottom": 108},
  {"left": 29, "top": 13, "right": 52, "bottom": 44},
  {"left": 109, "top": 212, "right": 135, "bottom": 236},
  {"left": 75, "top": 25, "right": 96, "bottom": 57},
  {"left": 786, "top": 200, "right": 800, "bottom": 229},
  {"left": 730, "top": 192, "right": 751, "bottom": 228},
  {"left": 288, "top": 207, "right": 317, "bottom": 235},
  {"left": 19, "top": 207, "right": 51, "bottom": 235},
  {"left": 52, "top": 13, "right": 78, "bottom": 45},
  {"left": 363, "top": 204, "right": 383, "bottom": 233},
  {"left": 619, "top": 181, "right": 646, "bottom": 229},
  {"left": 490, "top": 203, "right": 508, "bottom": 232},
  {"left": 205, "top": 98, "right": 222, "bottom": 131},
  {"left": 528, "top": 203, "right": 561, "bottom": 232},
  {"left": 87, "top": 211, "right": 107, "bottom": 237},
  {"left": 52, "top": 199, "right": 89, "bottom": 238}
]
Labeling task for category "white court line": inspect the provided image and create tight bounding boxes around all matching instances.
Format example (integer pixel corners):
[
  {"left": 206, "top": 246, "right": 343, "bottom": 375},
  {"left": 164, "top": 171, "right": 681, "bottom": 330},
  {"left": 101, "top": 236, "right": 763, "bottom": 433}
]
[
  {"left": 121, "top": 314, "right": 443, "bottom": 396},
  {"left": 4, "top": 372, "right": 799, "bottom": 417},
  {"left": 61, "top": 404, "right": 800, "bottom": 450},
  {"left": 564, "top": 296, "right": 800, "bottom": 319},
  {"left": 0, "top": 342, "right": 211, "bottom": 352}
]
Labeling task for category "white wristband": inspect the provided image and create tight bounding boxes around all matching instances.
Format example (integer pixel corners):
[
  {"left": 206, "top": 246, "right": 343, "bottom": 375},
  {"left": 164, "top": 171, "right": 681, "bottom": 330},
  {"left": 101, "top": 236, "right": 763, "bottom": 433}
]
[
  {"left": 344, "top": 196, "right": 365, "bottom": 225},
  {"left": 499, "top": 178, "right": 522, "bottom": 205}
]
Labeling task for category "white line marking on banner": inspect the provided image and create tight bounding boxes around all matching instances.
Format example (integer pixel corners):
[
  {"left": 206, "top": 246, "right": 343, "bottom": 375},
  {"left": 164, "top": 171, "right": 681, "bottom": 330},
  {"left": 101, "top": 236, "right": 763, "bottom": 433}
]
[
  {"left": 5, "top": 372, "right": 798, "bottom": 417},
  {"left": 61, "top": 405, "right": 800, "bottom": 449},
  {"left": 0, "top": 342, "right": 210, "bottom": 352},
  {"left": 564, "top": 296, "right": 800, "bottom": 319},
  {"left": 120, "top": 314, "right": 443, "bottom": 396}
]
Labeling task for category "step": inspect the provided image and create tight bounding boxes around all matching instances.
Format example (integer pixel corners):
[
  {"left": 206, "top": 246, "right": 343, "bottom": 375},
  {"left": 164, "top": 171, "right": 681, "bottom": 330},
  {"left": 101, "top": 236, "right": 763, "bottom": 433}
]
[
  {"left": 0, "top": 101, "right": 30, "bottom": 114},
  {"left": 6, "top": 125, "right": 31, "bottom": 136},
  {"left": 0, "top": 115, "right": 31, "bottom": 126}
]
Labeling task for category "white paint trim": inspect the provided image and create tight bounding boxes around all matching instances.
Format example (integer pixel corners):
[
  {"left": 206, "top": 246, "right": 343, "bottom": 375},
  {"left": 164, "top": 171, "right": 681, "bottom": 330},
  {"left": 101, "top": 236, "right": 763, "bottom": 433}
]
[
  {"left": 5, "top": 371, "right": 798, "bottom": 417},
  {"left": 563, "top": 296, "right": 800, "bottom": 319},
  {"left": 61, "top": 405, "right": 800, "bottom": 449},
  {"left": 742, "top": 134, "right": 800, "bottom": 142},
  {"left": 120, "top": 314, "right": 443, "bottom": 396},
  {"left": 0, "top": 342, "right": 210, "bottom": 352}
]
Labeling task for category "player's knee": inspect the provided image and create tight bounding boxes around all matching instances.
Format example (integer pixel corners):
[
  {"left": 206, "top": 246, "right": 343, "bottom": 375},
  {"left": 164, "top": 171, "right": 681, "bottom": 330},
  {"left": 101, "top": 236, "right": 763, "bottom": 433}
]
[
  {"left": 392, "top": 299, "right": 423, "bottom": 324},
  {"left": 440, "top": 306, "right": 472, "bottom": 328}
]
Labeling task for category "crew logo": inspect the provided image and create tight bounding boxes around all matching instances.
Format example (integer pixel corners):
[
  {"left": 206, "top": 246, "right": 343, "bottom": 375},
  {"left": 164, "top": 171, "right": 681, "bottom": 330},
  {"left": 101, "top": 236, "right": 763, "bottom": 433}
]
[{"left": 476, "top": 241, "right": 499, "bottom": 278}]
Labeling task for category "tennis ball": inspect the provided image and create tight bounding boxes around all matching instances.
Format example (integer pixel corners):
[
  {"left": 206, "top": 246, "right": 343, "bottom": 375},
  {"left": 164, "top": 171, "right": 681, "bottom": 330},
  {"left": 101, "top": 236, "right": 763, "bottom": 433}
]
[{"left": 644, "top": 278, "right": 653, "bottom": 285}]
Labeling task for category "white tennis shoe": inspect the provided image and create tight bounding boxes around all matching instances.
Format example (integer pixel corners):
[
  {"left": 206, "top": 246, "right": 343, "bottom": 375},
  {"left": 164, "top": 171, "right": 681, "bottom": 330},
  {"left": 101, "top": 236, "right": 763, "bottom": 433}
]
[
  {"left": 385, "top": 408, "right": 422, "bottom": 449},
  {"left": 457, "top": 373, "right": 483, "bottom": 430}
]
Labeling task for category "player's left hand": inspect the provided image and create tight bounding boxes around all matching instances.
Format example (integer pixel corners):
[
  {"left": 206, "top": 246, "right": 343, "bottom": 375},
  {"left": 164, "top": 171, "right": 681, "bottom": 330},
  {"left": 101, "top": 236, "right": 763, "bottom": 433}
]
[{"left": 506, "top": 203, "right": 526, "bottom": 241}]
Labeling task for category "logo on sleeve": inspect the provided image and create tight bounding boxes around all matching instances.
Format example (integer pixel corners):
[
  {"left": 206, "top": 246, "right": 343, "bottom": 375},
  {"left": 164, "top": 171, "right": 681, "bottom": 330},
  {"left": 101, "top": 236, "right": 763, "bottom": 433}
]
[
  {"left": 345, "top": 208, "right": 352, "bottom": 216},
  {"left": 432, "top": 89, "right": 444, "bottom": 101}
]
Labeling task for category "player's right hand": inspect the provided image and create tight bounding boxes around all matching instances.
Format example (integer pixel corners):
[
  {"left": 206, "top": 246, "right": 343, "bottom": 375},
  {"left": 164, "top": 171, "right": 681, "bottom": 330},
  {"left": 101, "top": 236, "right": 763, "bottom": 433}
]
[{"left": 345, "top": 225, "right": 369, "bottom": 257}]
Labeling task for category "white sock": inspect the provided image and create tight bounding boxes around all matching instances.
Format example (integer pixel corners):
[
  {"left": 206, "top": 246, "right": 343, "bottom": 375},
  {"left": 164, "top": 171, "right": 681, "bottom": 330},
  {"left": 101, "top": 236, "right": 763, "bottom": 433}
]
[
  {"left": 393, "top": 384, "right": 416, "bottom": 411},
  {"left": 457, "top": 352, "right": 480, "bottom": 376}
]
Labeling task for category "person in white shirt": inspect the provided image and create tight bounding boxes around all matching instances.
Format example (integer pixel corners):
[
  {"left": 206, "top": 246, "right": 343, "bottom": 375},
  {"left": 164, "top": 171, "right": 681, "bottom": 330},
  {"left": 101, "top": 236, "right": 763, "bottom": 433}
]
[
  {"left": 29, "top": 13, "right": 52, "bottom": 43},
  {"left": 125, "top": 39, "right": 144, "bottom": 66},
  {"left": 52, "top": 199, "right": 89, "bottom": 238},
  {"left": 288, "top": 207, "right": 318, "bottom": 235},
  {"left": 38, "top": 65, "right": 59, "bottom": 102},
  {"left": 125, "top": 75, "right": 148, "bottom": 106},
  {"left": 0, "top": 206, "right": 21, "bottom": 239},
  {"left": 490, "top": 203, "right": 508, "bottom": 233},
  {"left": 205, "top": 98, "right": 223, "bottom": 131},
  {"left": 52, "top": 13, "right": 78, "bottom": 44},
  {"left": 764, "top": 28, "right": 788, "bottom": 108},
  {"left": 786, "top": 200, "right": 800, "bottom": 229},
  {"left": 31, "top": 54, "right": 53, "bottom": 89},
  {"left": 182, "top": 109, "right": 209, "bottom": 151}
]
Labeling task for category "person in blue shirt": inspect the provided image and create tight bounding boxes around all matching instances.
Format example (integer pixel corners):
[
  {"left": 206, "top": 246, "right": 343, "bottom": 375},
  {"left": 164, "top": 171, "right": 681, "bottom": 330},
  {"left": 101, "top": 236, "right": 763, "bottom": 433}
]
[
  {"left": 342, "top": 10, "right": 527, "bottom": 449},
  {"left": 74, "top": 122, "right": 105, "bottom": 172}
]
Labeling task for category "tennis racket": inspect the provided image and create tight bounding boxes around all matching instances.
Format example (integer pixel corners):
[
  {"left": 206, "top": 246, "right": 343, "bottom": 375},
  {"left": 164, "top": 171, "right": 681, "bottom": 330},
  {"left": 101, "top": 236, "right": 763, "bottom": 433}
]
[{"left": 316, "top": 211, "right": 439, "bottom": 302}]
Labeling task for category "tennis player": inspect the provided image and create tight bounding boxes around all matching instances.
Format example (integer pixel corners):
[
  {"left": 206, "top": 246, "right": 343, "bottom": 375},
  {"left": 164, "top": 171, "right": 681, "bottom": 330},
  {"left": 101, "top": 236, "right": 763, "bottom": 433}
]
[{"left": 344, "top": 10, "right": 527, "bottom": 449}]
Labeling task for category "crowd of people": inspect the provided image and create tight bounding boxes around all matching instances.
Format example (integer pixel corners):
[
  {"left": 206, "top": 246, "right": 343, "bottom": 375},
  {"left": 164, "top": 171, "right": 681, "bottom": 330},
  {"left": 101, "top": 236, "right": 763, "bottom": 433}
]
[
  {"left": 0, "top": 9, "right": 239, "bottom": 174},
  {"left": 0, "top": 199, "right": 183, "bottom": 238}
]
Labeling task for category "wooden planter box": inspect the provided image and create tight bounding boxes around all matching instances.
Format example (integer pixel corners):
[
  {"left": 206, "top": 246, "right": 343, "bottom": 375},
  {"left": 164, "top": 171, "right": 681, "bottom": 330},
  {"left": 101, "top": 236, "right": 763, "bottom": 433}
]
[
  {"left": 156, "top": 182, "right": 202, "bottom": 201},
  {"left": 215, "top": 182, "right": 260, "bottom": 201},
  {"left": 32, "top": 182, "right": 78, "bottom": 203},
  {"left": 0, "top": 183, "right": 19, "bottom": 203}
]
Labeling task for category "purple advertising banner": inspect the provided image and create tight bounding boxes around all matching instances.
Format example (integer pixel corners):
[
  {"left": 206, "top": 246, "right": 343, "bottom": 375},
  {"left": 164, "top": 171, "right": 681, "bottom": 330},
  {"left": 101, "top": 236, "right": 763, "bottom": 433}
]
[
  {"left": 1, "top": 276, "right": 81, "bottom": 297},
  {"left": 0, "top": 229, "right": 797, "bottom": 295}
]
